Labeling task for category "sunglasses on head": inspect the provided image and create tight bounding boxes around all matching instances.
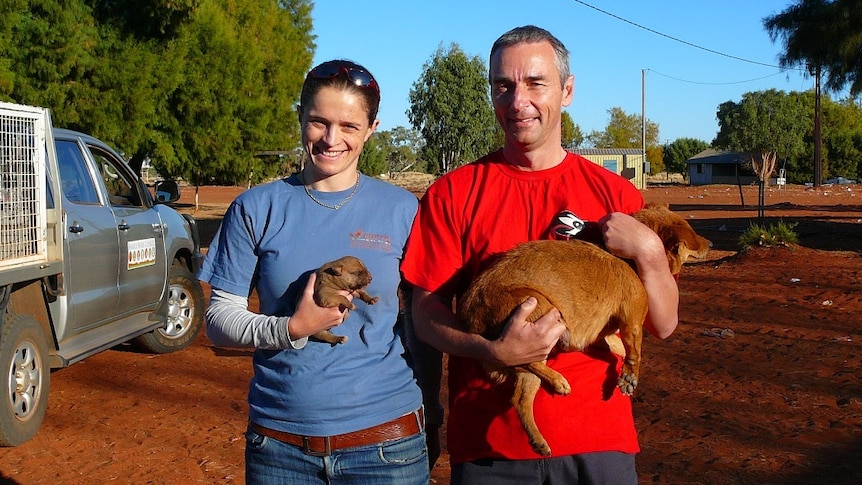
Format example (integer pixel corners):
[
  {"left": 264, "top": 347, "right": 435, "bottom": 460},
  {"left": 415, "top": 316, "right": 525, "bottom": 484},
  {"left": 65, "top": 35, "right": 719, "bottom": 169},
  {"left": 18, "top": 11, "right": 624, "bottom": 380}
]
[{"left": 307, "top": 62, "right": 379, "bottom": 94}]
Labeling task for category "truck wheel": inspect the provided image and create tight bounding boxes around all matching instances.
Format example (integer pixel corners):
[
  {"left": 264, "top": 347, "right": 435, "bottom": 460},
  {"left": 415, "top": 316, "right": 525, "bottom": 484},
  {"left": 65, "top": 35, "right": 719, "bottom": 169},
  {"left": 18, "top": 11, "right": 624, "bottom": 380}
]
[
  {"left": 0, "top": 313, "right": 50, "bottom": 447},
  {"left": 133, "top": 264, "right": 204, "bottom": 354}
]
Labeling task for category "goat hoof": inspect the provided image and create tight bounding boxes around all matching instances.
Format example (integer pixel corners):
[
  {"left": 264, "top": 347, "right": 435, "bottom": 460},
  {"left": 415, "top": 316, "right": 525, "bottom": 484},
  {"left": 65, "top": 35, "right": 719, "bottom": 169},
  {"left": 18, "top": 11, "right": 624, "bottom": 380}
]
[
  {"left": 552, "top": 378, "right": 571, "bottom": 395},
  {"left": 617, "top": 373, "right": 638, "bottom": 396},
  {"left": 531, "top": 440, "right": 552, "bottom": 456}
]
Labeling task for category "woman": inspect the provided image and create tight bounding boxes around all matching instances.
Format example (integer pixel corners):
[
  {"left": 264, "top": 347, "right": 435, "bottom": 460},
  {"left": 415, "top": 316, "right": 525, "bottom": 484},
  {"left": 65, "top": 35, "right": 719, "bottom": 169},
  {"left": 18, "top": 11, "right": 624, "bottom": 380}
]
[{"left": 198, "top": 59, "right": 429, "bottom": 484}]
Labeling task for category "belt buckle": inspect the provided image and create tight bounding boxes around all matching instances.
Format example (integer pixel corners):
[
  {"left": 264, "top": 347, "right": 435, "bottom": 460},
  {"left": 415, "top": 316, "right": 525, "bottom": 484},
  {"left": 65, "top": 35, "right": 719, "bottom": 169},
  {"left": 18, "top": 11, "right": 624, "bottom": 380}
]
[
  {"left": 414, "top": 408, "right": 425, "bottom": 431},
  {"left": 302, "top": 436, "right": 332, "bottom": 457}
]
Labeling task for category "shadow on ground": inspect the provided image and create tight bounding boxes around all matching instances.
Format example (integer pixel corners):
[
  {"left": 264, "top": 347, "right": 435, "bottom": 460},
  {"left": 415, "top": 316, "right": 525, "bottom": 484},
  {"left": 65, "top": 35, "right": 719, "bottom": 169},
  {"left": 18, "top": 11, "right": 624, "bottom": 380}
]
[{"left": 670, "top": 202, "right": 862, "bottom": 253}]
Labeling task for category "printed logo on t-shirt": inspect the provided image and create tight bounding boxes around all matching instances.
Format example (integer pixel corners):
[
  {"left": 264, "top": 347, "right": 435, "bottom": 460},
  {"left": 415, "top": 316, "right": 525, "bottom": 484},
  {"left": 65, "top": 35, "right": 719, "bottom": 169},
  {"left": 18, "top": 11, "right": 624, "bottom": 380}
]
[
  {"left": 350, "top": 229, "right": 391, "bottom": 251},
  {"left": 546, "top": 210, "right": 604, "bottom": 244},
  {"left": 550, "top": 210, "right": 586, "bottom": 240}
]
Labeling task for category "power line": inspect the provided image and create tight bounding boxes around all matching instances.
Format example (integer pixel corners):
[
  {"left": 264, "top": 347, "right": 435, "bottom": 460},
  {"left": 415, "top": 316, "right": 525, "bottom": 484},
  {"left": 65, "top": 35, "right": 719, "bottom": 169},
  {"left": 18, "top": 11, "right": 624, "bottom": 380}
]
[
  {"left": 570, "top": 0, "right": 805, "bottom": 71},
  {"left": 647, "top": 68, "right": 789, "bottom": 86}
]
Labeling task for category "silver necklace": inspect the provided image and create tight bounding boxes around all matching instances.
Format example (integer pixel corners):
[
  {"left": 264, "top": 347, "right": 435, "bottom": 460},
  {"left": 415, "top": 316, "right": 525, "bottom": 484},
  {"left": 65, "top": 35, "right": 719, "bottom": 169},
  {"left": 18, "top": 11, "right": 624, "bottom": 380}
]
[{"left": 301, "top": 172, "right": 360, "bottom": 210}]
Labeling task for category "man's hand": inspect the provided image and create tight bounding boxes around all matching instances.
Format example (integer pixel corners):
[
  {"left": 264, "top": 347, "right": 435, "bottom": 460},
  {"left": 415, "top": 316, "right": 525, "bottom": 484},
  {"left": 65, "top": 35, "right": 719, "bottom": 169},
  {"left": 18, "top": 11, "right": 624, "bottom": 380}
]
[
  {"left": 488, "top": 297, "right": 567, "bottom": 367},
  {"left": 601, "top": 211, "right": 680, "bottom": 339},
  {"left": 600, "top": 211, "right": 664, "bottom": 263}
]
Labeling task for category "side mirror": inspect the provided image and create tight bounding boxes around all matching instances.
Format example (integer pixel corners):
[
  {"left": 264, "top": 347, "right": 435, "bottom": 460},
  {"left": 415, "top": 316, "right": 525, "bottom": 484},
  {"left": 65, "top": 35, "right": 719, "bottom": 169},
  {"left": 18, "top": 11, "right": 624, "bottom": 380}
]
[{"left": 153, "top": 180, "right": 180, "bottom": 204}]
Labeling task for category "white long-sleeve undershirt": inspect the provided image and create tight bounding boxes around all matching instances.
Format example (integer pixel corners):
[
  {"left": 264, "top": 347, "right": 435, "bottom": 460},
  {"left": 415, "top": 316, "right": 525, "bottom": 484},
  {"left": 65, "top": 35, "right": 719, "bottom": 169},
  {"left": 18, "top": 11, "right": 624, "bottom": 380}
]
[{"left": 205, "top": 288, "right": 308, "bottom": 350}]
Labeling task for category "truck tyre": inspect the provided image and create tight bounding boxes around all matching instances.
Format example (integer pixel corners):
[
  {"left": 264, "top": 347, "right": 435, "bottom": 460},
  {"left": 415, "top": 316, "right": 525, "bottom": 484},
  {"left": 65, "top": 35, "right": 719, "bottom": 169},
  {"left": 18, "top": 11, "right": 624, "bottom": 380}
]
[
  {"left": 0, "top": 313, "right": 50, "bottom": 447},
  {"left": 133, "top": 264, "right": 204, "bottom": 354}
]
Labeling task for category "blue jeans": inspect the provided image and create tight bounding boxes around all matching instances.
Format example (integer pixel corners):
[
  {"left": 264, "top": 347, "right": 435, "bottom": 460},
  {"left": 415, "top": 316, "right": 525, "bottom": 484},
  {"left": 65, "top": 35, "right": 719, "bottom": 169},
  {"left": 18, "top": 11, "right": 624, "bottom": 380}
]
[{"left": 244, "top": 426, "right": 429, "bottom": 485}]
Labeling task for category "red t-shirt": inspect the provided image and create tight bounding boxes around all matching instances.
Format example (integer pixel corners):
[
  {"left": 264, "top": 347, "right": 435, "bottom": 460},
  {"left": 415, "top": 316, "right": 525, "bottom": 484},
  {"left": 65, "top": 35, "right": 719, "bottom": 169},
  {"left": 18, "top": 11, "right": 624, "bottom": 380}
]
[{"left": 401, "top": 150, "right": 645, "bottom": 463}]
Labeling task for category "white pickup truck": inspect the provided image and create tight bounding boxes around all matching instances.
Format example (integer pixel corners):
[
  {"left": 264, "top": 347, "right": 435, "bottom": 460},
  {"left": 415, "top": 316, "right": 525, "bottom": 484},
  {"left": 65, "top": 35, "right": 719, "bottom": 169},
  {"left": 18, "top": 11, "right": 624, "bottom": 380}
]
[{"left": 0, "top": 101, "right": 205, "bottom": 446}]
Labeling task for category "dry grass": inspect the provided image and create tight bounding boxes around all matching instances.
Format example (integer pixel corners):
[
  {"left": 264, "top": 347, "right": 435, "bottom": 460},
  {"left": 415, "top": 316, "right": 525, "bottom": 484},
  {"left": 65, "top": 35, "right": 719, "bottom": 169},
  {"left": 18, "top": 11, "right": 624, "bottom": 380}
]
[{"left": 381, "top": 171, "right": 436, "bottom": 194}]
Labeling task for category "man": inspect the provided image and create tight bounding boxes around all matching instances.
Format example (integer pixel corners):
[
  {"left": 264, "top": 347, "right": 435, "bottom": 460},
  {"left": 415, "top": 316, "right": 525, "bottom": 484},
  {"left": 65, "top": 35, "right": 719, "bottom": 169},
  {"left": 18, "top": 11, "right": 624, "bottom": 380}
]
[{"left": 401, "top": 25, "right": 678, "bottom": 484}]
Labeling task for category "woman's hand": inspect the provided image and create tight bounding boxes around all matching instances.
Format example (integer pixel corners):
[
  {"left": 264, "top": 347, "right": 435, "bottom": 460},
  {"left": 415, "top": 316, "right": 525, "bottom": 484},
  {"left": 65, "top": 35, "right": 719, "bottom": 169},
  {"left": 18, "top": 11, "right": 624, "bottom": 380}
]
[{"left": 288, "top": 272, "right": 353, "bottom": 340}]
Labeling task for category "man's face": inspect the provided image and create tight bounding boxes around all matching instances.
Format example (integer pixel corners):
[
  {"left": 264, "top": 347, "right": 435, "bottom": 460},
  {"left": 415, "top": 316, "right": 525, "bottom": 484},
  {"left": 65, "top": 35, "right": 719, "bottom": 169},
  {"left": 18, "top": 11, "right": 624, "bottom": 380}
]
[{"left": 489, "top": 41, "right": 574, "bottom": 153}]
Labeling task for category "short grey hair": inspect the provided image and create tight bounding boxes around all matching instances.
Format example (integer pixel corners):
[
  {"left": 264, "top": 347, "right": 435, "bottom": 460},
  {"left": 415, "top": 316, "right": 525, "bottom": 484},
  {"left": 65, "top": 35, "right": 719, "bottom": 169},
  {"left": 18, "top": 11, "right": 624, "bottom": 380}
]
[{"left": 489, "top": 25, "right": 571, "bottom": 87}]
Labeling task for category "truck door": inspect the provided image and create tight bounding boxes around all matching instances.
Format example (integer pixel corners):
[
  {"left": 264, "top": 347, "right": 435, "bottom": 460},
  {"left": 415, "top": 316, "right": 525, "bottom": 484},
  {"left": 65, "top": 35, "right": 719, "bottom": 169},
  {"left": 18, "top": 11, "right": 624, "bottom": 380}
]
[
  {"left": 55, "top": 140, "right": 120, "bottom": 329},
  {"left": 86, "top": 144, "right": 167, "bottom": 315}
]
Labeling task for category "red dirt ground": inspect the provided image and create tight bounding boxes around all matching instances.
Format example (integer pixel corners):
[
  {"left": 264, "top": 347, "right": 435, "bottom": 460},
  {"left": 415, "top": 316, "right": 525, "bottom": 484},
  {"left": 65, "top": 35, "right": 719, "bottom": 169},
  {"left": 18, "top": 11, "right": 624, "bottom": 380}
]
[{"left": 1, "top": 182, "right": 861, "bottom": 484}]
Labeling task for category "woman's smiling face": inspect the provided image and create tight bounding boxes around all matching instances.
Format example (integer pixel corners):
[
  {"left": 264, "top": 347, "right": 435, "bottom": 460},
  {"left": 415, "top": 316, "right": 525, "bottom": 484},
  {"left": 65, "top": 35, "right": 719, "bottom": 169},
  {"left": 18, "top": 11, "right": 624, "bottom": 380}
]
[{"left": 299, "top": 86, "right": 379, "bottom": 180}]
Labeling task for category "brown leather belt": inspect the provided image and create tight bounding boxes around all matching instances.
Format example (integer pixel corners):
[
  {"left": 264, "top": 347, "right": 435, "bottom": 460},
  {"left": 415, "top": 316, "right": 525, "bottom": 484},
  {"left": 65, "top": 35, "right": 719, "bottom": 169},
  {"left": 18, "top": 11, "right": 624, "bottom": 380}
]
[{"left": 249, "top": 408, "right": 424, "bottom": 457}]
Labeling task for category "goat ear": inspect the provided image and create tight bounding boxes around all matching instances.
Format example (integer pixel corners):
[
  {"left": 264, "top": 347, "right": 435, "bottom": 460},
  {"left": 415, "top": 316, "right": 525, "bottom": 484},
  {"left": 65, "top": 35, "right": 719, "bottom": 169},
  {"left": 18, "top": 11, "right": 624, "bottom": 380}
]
[{"left": 325, "top": 264, "right": 344, "bottom": 276}]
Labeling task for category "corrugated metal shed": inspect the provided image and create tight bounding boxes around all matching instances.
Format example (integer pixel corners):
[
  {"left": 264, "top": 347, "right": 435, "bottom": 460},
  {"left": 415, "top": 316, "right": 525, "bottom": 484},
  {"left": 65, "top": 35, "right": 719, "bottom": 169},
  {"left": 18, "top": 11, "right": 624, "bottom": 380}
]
[
  {"left": 570, "top": 148, "right": 646, "bottom": 189},
  {"left": 573, "top": 148, "right": 644, "bottom": 156}
]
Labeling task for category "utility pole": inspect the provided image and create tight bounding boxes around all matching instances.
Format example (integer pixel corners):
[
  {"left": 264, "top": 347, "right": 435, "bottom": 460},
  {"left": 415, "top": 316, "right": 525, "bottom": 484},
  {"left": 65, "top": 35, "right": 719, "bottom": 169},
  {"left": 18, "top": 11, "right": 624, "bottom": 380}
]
[
  {"left": 642, "top": 69, "right": 647, "bottom": 181},
  {"left": 813, "top": 65, "right": 822, "bottom": 187}
]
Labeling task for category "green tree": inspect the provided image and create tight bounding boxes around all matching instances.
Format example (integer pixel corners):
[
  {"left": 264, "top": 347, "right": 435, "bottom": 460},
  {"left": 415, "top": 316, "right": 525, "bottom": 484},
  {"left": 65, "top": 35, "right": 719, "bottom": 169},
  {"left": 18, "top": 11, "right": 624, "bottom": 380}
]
[
  {"left": 561, "top": 111, "right": 584, "bottom": 148},
  {"left": 90, "top": 0, "right": 199, "bottom": 39},
  {"left": 714, "top": 89, "right": 808, "bottom": 182},
  {"left": 376, "top": 126, "right": 424, "bottom": 176},
  {"left": 663, "top": 138, "right": 709, "bottom": 177},
  {"left": 715, "top": 89, "right": 862, "bottom": 184},
  {"left": 358, "top": 134, "right": 388, "bottom": 176},
  {"left": 764, "top": 0, "right": 862, "bottom": 186},
  {"left": 408, "top": 43, "right": 499, "bottom": 174},
  {"left": 765, "top": 0, "right": 862, "bottom": 95},
  {"left": 0, "top": 0, "right": 25, "bottom": 94},
  {"left": 714, "top": 89, "right": 808, "bottom": 218},
  {"left": 781, "top": 92, "right": 862, "bottom": 183},
  {"left": 1, "top": 1, "right": 104, "bottom": 115},
  {"left": 0, "top": 0, "right": 314, "bottom": 185},
  {"left": 2, "top": 0, "right": 195, "bottom": 173},
  {"left": 587, "top": 107, "right": 662, "bottom": 172},
  {"left": 162, "top": 0, "right": 313, "bottom": 184},
  {"left": 821, "top": 97, "right": 862, "bottom": 180}
]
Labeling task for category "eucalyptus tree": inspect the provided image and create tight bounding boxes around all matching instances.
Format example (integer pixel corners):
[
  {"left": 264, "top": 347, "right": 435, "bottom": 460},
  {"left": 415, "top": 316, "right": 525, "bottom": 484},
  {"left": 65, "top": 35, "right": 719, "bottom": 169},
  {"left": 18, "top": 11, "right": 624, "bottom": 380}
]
[
  {"left": 375, "top": 126, "right": 424, "bottom": 176},
  {"left": 821, "top": 97, "right": 862, "bottom": 179},
  {"left": 714, "top": 89, "right": 808, "bottom": 217},
  {"left": 357, "top": 133, "right": 388, "bottom": 177},
  {"left": 764, "top": 0, "right": 862, "bottom": 186},
  {"left": 561, "top": 111, "right": 584, "bottom": 149},
  {"left": 663, "top": 138, "right": 710, "bottom": 178},
  {"left": 586, "top": 106, "right": 662, "bottom": 171},
  {"left": 408, "top": 43, "right": 498, "bottom": 174},
  {"left": 800, "top": 93, "right": 862, "bottom": 181},
  {"left": 715, "top": 90, "right": 807, "bottom": 180},
  {"left": 715, "top": 89, "right": 862, "bottom": 184}
]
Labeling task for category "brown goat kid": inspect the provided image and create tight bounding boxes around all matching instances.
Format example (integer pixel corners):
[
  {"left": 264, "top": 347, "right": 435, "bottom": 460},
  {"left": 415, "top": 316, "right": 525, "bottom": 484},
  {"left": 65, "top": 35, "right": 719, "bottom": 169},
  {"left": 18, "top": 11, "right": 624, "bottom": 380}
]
[
  {"left": 311, "top": 255, "right": 379, "bottom": 345},
  {"left": 457, "top": 203, "right": 711, "bottom": 456}
]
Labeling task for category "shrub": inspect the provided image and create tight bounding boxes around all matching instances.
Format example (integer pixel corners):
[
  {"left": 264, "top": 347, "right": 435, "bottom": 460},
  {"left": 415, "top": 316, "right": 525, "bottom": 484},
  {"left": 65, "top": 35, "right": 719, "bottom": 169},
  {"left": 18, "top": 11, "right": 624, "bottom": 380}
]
[{"left": 739, "top": 221, "right": 799, "bottom": 248}]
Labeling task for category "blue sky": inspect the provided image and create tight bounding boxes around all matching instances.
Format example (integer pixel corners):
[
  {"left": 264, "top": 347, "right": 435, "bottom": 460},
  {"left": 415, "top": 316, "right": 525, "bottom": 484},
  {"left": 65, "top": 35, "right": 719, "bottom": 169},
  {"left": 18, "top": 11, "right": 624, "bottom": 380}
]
[{"left": 311, "top": 1, "right": 830, "bottom": 144}]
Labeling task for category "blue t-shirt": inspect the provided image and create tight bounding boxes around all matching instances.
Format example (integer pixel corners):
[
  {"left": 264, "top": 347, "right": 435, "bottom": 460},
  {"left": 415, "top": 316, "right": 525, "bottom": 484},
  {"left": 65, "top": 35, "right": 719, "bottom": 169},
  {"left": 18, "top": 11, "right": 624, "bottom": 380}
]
[{"left": 198, "top": 174, "right": 422, "bottom": 435}]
